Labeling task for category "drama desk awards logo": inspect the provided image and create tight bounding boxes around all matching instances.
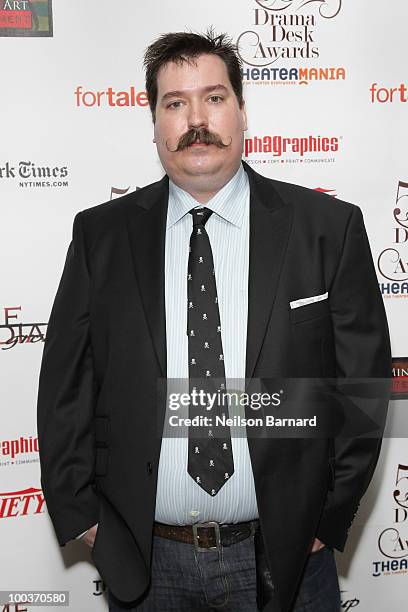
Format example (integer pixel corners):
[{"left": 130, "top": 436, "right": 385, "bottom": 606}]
[
  {"left": 0, "top": 0, "right": 52, "bottom": 37},
  {"left": 377, "top": 181, "right": 408, "bottom": 299},
  {"left": 237, "top": 0, "right": 345, "bottom": 86},
  {"left": 373, "top": 463, "right": 408, "bottom": 578}
]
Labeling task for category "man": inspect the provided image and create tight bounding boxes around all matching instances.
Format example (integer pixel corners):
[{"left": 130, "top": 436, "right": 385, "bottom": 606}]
[{"left": 37, "top": 30, "right": 391, "bottom": 612}]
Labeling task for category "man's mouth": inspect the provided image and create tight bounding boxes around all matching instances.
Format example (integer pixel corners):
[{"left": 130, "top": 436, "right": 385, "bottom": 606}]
[{"left": 190, "top": 136, "right": 209, "bottom": 147}]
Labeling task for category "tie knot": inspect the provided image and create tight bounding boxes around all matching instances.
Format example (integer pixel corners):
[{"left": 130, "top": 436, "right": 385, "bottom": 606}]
[{"left": 189, "top": 207, "right": 213, "bottom": 227}]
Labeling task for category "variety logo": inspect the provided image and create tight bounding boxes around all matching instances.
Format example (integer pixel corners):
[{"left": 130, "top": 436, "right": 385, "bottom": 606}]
[
  {"left": 244, "top": 133, "right": 340, "bottom": 164},
  {"left": 0, "top": 160, "right": 69, "bottom": 188},
  {"left": 0, "top": 306, "right": 47, "bottom": 350},
  {"left": 377, "top": 181, "right": 408, "bottom": 298},
  {"left": 0, "top": 0, "right": 52, "bottom": 37},
  {"left": 370, "top": 83, "right": 408, "bottom": 104},
  {"left": 237, "top": 0, "right": 345, "bottom": 85},
  {"left": 0, "top": 487, "right": 45, "bottom": 518},
  {"left": 74, "top": 86, "right": 148, "bottom": 108},
  {"left": 372, "top": 463, "right": 408, "bottom": 577},
  {"left": 391, "top": 357, "right": 408, "bottom": 400}
]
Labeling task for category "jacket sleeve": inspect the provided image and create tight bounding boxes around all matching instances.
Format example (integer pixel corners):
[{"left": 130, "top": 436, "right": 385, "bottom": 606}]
[
  {"left": 315, "top": 205, "right": 392, "bottom": 552},
  {"left": 36, "top": 211, "right": 101, "bottom": 546}
]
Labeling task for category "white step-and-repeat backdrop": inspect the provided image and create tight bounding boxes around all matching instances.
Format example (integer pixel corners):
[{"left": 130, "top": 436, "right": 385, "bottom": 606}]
[{"left": 1, "top": 1, "right": 407, "bottom": 610}]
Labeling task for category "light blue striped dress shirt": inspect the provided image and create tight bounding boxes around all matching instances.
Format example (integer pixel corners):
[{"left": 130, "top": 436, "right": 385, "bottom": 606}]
[{"left": 155, "top": 162, "right": 259, "bottom": 525}]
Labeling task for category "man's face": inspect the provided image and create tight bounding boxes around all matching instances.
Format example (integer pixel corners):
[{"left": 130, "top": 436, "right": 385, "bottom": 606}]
[{"left": 153, "top": 54, "right": 247, "bottom": 187}]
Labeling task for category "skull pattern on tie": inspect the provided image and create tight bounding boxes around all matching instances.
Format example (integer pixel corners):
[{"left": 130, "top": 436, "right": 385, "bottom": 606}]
[{"left": 187, "top": 207, "right": 234, "bottom": 496}]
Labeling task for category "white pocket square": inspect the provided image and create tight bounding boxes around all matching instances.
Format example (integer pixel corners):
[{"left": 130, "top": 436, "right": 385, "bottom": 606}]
[{"left": 289, "top": 292, "right": 328, "bottom": 310}]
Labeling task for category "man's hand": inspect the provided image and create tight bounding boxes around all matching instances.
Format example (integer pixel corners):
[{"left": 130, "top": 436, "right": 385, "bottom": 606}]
[
  {"left": 79, "top": 523, "right": 99, "bottom": 548},
  {"left": 310, "top": 537, "right": 326, "bottom": 553}
]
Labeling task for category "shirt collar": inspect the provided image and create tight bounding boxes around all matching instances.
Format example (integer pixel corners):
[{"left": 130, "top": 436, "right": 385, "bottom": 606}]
[{"left": 167, "top": 162, "right": 248, "bottom": 229}]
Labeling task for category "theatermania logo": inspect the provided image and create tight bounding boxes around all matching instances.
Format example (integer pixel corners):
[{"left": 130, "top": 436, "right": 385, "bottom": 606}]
[
  {"left": 237, "top": 0, "right": 345, "bottom": 86},
  {"left": 0, "top": 0, "right": 53, "bottom": 37}
]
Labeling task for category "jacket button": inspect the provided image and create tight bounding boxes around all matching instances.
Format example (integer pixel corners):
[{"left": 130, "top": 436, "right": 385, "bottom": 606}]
[{"left": 147, "top": 461, "right": 153, "bottom": 475}]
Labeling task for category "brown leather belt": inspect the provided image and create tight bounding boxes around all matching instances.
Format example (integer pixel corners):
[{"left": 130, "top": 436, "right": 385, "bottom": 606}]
[{"left": 154, "top": 519, "right": 259, "bottom": 552}]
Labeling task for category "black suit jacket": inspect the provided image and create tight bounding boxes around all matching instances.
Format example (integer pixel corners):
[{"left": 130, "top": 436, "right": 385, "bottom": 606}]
[{"left": 37, "top": 161, "right": 391, "bottom": 612}]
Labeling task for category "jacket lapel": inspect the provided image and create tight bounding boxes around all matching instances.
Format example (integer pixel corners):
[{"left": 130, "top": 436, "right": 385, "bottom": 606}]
[
  {"left": 243, "top": 161, "right": 293, "bottom": 381},
  {"left": 124, "top": 175, "right": 169, "bottom": 378}
]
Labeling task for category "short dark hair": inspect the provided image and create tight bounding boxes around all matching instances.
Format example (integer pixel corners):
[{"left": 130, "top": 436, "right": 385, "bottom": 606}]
[{"left": 143, "top": 28, "right": 244, "bottom": 122}]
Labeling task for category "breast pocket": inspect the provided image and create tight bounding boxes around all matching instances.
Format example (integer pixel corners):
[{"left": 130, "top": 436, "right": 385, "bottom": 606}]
[
  {"left": 289, "top": 298, "right": 330, "bottom": 325},
  {"left": 289, "top": 300, "right": 332, "bottom": 376}
]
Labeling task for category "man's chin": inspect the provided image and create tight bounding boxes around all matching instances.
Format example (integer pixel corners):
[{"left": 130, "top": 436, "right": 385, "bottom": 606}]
[
  {"left": 181, "top": 158, "right": 222, "bottom": 176},
  {"left": 180, "top": 146, "right": 224, "bottom": 168}
]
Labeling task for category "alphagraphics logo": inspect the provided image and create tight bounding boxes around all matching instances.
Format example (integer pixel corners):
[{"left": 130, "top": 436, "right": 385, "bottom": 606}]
[
  {"left": 0, "top": 0, "right": 53, "bottom": 37},
  {"left": 237, "top": 0, "right": 345, "bottom": 86},
  {"left": 0, "top": 435, "right": 39, "bottom": 468},
  {"left": 244, "top": 133, "right": 341, "bottom": 165}
]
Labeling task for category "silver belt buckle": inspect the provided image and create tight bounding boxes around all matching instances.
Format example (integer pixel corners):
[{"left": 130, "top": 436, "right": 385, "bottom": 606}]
[{"left": 192, "top": 521, "right": 221, "bottom": 553}]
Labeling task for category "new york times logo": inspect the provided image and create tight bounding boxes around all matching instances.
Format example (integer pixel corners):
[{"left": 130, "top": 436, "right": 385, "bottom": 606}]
[
  {"left": 0, "top": 160, "right": 68, "bottom": 179},
  {"left": 0, "top": 160, "right": 68, "bottom": 188}
]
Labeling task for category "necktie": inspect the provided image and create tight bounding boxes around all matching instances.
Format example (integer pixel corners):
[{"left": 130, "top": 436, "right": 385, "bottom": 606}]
[{"left": 187, "top": 206, "right": 234, "bottom": 496}]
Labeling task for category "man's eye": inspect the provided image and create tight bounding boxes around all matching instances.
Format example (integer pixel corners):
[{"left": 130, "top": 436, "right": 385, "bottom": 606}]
[
  {"left": 209, "top": 95, "right": 223, "bottom": 103},
  {"left": 167, "top": 101, "right": 182, "bottom": 109}
]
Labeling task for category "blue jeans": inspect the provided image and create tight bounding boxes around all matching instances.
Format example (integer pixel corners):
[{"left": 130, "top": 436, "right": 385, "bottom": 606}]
[{"left": 108, "top": 533, "right": 340, "bottom": 611}]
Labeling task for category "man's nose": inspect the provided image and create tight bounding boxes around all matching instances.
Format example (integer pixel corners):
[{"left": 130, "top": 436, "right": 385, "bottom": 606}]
[{"left": 187, "top": 101, "right": 208, "bottom": 129}]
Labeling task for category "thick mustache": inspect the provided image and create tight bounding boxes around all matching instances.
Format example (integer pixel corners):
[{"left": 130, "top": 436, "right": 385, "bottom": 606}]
[{"left": 165, "top": 128, "right": 232, "bottom": 152}]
